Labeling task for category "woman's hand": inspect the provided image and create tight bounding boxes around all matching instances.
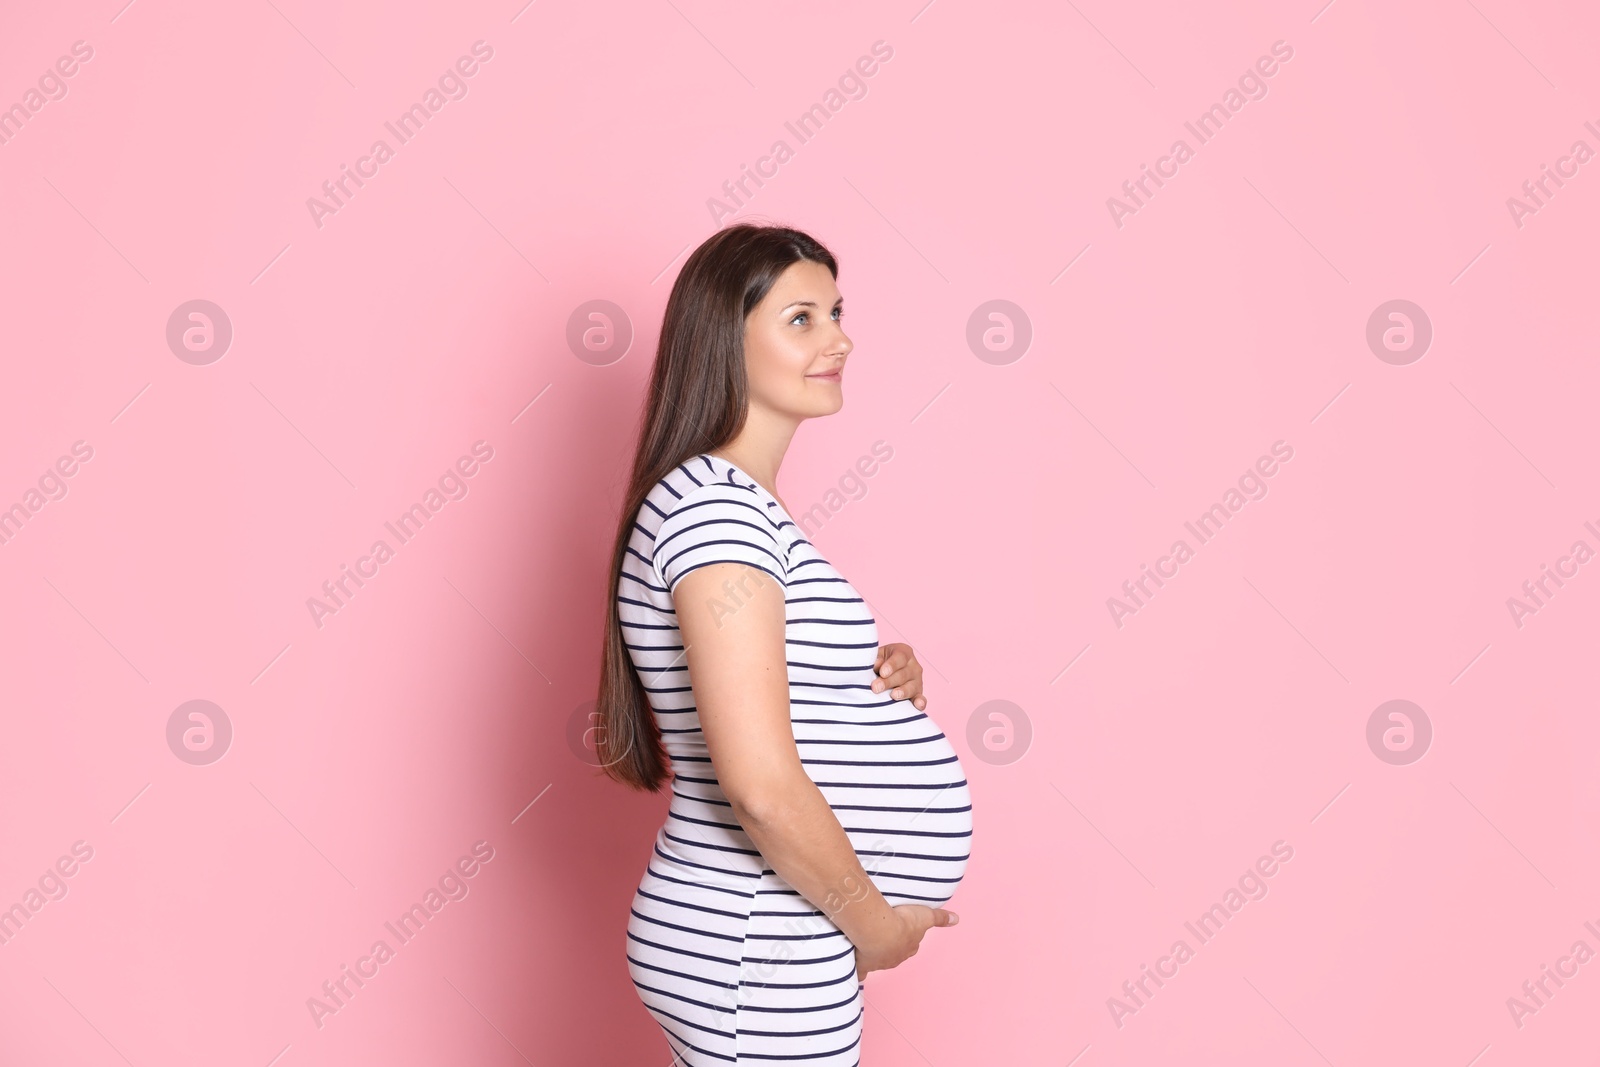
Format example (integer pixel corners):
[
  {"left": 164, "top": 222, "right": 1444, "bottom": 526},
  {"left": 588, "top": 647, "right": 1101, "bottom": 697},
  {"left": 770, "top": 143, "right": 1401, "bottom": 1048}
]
[
  {"left": 854, "top": 904, "right": 959, "bottom": 982},
  {"left": 871, "top": 643, "right": 926, "bottom": 710}
]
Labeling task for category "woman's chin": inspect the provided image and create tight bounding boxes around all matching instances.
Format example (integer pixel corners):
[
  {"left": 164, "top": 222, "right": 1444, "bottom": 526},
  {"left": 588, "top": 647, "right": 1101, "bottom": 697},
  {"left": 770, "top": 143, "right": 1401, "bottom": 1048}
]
[
  {"left": 784, "top": 387, "right": 844, "bottom": 419},
  {"left": 806, "top": 383, "right": 844, "bottom": 415},
  {"left": 810, "top": 394, "right": 844, "bottom": 417}
]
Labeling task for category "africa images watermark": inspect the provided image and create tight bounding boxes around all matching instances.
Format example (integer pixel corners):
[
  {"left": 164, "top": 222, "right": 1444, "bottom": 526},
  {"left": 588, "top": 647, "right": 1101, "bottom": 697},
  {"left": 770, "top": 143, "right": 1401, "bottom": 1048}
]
[
  {"left": 695, "top": 441, "right": 897, "bottom": 630},
  {"left": 1505, "top": 917, "right": 1600, "bottom": 1030},
  {"left": 306, "top": 40, "right": 495, "bottom": 229},
  {"left": 706, "top": 40, "right": 895, "bottom": 224},
  {"left": 0, "top": 439, "right": 94, "bottom": 548},
  {"left": 707, "top": 837, "right": 899, "bottom": 1026},
  {"left": 793, "top": 440, "right": 894, "bottom": 539},
  {"left": 306, "top": 440, "right": 495, "bottom": 629},
  {"left": 306, "top": 840, "right": 497, "bottom": 1029},
  {"left": 1504, "top": 518, "right": 1600, "bottom": 629},
  {"left": 0, "top": 39, "right": 95, "bottom": 148},
  {"left": 1106, "top": 440, "right": 1295, "bottom": 629},
  {"left": 1505, "top": 119, "right": 1600, "bottom": 230},
  {"left": 1108, "top": 839, "right": 1295, "bottom": 1029},
  {"left": 1107, "top": 39, "right": 1296, "bottom": 228},
  {"left": 0, "top": 840, "right": 95, "bottom": 948}
]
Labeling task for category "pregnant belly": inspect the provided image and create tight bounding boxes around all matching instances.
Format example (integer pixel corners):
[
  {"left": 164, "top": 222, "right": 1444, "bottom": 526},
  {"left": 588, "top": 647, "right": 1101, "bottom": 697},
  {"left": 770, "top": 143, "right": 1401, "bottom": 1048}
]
[{"left": 800, "top": 708, "right": 974, "bottom": 909}]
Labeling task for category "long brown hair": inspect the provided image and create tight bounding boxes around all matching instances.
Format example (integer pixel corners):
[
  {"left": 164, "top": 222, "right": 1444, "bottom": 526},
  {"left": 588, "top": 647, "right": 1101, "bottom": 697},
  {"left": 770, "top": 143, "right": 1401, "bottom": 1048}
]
[{"left": 596, "top": 222, "right": 839, "bottom": 791}]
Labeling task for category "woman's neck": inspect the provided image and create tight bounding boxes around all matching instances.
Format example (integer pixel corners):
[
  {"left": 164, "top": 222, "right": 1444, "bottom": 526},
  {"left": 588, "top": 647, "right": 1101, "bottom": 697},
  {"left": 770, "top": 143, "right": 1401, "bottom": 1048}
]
[{"left": 710, "top": 417, "right": 796, "bottom": 502}]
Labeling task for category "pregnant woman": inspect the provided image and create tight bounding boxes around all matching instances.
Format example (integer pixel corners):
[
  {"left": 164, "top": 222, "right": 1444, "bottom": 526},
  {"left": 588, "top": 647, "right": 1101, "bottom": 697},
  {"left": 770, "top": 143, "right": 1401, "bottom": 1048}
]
[{"left": 595, "top": 223, "right": 973, "bottom": 1065}]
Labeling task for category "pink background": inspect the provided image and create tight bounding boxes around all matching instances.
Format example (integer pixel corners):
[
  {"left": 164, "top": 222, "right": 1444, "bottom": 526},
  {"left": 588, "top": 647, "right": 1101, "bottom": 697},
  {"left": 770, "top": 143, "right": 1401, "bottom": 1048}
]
[{"left": 2, "top": 0, "right": 1597, "bottom": 1063}]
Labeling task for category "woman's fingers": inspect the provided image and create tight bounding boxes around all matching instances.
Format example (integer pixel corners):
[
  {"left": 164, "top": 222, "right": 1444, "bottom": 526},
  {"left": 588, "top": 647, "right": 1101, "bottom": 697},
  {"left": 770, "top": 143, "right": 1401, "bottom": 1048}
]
[
  {"left": 871, "top": 649, "right": 906, "bottom": 690},
  {"left": 875, "top": 667, "right": 918, "bottom": 695},
  {"left": 899, "top": 904, "right": 957, "bottom": 930},
  {"left": 853, "top": 906, "right": 959, "bottom": 981},
  {"left": 870, "top": 645, "right": 929, "bottom": 705},
  {"left": 903, "top": 905, "right": 959, "bottom": 934},
  {"left": 883, "top": 671, "right": 921, "bottom": 703}
]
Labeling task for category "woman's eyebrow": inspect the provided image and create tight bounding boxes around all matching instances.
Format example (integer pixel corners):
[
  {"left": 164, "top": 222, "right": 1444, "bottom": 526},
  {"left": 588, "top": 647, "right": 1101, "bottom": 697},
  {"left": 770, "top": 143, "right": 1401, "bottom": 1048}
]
[{"left": 781, "top": 298, "right": 843, "bottom": 311}]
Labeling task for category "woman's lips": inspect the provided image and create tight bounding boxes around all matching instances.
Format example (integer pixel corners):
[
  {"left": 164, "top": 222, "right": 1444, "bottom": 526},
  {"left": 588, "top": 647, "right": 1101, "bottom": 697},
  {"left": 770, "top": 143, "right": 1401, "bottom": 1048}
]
[{"left": 808, "top": 371, "right": 842, "bottom": 382}]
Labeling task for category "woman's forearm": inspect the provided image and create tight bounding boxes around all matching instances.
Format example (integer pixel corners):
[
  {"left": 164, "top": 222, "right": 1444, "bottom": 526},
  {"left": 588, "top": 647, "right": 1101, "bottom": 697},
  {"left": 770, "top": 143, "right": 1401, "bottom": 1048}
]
[{"left": 730, "top": 774, "right": 901, "bottom": 951}]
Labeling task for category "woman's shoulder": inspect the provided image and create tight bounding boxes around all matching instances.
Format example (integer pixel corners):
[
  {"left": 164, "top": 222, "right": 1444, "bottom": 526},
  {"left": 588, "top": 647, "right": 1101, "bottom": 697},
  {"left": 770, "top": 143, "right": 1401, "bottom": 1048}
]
[
  {"left": 645, "top": 458, "right": 789, "bottom": 590},
  {"left": 643, "top": 455, "right": 763, "bottom": 523}
]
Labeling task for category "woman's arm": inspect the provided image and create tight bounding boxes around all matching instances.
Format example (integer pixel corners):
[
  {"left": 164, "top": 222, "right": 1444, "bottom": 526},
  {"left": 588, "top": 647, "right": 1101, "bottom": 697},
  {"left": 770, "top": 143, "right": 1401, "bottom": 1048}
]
[{"left": 672, "top": 561, "right": 950, "bottom": 976}]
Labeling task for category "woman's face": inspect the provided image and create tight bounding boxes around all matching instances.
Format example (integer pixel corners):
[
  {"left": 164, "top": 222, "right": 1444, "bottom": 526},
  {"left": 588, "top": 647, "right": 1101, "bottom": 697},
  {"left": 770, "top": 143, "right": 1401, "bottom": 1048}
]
[{"left": 743, "top": 259, "right": 852, "bottom": 421}]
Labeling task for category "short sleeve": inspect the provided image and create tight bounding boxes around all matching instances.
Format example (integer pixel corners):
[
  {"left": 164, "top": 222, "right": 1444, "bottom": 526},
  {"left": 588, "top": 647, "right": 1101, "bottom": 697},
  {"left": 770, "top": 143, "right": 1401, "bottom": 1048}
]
[{"left": 652, "top": 483, "right": 788, "bottom": 594}]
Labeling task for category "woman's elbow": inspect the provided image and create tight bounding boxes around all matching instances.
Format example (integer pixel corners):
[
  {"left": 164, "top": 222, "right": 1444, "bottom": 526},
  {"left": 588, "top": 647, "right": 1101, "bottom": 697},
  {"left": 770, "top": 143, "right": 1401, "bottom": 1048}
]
[{"left": 726, "top": 774, "right": 808, "bottom": 829}]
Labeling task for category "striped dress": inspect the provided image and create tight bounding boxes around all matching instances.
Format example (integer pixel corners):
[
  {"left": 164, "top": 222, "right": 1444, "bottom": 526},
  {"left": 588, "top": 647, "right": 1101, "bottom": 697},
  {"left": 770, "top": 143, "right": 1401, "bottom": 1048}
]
[{"left": 617, "top": 452, "right": 973, "bottom": 1066}]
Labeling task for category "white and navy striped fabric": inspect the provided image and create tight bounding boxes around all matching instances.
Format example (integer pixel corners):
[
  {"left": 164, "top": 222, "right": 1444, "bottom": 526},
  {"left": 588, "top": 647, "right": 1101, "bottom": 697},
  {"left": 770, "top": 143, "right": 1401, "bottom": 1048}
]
[{"left": 617, "top": 452, "right": 973, "bottom": 1066}]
